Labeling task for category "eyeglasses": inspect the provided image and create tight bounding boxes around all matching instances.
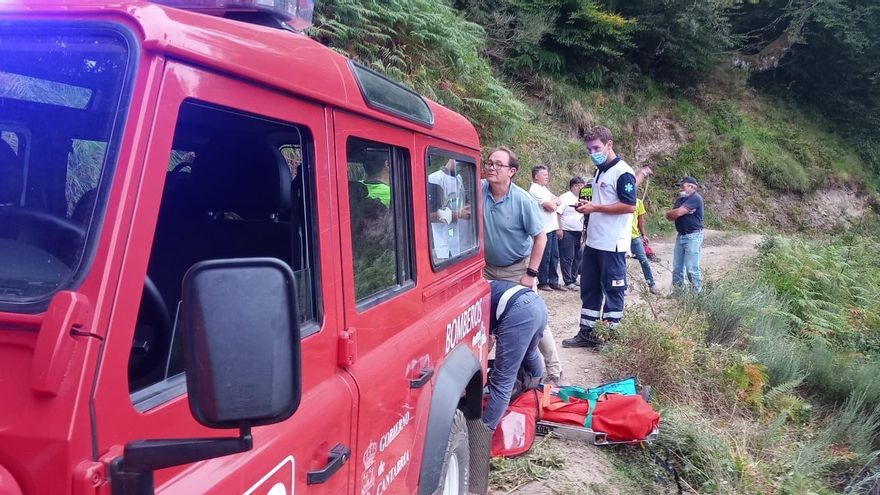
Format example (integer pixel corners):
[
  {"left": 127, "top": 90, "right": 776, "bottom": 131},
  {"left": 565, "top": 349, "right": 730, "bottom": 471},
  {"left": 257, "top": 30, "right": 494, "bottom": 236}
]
[{"left": 484, "top": 160, "right": 510, "bottom": 169}]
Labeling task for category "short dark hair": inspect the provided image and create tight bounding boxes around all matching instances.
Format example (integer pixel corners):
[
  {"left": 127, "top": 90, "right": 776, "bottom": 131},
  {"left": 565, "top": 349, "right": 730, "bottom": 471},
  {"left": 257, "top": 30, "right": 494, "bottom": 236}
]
[
  {"left": 362, "top": 151, "right": 388, "bottom": 177},
  {"left": 569, "top": 176, "right": 585, "bottom": 188},
  {"left": 492, "top": 146, "right": 519, "bottom": 171},
  {"left": 583, "top": 125, "right": 613, "bottom": 145},
  {"left": 531, "top": 164, "right": 548, "bottom": 180}
]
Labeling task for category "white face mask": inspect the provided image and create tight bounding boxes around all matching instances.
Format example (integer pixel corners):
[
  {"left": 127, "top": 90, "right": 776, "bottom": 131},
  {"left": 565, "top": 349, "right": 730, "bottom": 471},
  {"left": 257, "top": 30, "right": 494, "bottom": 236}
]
[{"left": 679, "top": 191, "right": 689, "bottom": 198}]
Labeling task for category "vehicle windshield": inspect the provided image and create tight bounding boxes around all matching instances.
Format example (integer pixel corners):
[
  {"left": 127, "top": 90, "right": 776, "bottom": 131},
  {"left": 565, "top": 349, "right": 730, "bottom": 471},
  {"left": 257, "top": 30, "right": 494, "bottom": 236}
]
[{"left": 0, "top": 25, "right": 133, "bottom": 311}]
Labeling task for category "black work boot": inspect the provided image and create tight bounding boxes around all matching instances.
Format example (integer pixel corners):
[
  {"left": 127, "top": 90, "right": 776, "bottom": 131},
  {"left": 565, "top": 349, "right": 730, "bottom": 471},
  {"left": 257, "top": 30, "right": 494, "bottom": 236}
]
[{"left": 561, "top": 331, "right": 602, "bottom": 349}]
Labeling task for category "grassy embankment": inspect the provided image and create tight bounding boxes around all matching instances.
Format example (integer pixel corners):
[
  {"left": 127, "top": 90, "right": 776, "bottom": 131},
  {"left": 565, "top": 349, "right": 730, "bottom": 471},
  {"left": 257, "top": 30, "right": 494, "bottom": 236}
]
[{"left": 598, "top": 232, "right": 880, "bottom": 494}]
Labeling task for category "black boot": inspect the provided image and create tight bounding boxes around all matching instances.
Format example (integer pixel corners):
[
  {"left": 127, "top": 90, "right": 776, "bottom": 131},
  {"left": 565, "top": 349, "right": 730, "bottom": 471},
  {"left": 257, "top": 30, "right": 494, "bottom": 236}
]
[{"left": 561, "top": 331, "right": 602, "bottom": 349}]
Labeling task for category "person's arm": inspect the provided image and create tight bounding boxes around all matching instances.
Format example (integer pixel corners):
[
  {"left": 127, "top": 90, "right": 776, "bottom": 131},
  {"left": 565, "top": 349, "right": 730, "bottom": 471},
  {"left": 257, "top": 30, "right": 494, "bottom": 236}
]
[
  {"left": 557, "top": 213, "right": 564, "bottom": 240},
  {"left": 577, "top": 201, "right": 636, "bottom": 215},
  {"left": 541, "top": 199, "right": 558, "bottom": 212},
  {"left": 638, "top": 211, "right": 648, "bottom": 238},
  {"left": 578, "top": 170, "right": 637, "bottom": 215},
  {"left": 665, "top": 205, "right": 693, "bottom": 220},
  {"left": 666, "top": 195, "right": 698, "bottom": 221},
  {"left": 635, "top": 166, "right": 653, "bottom": 187},
  {"left": 521, "top": 232, "right": 547, "bottom": 286}
]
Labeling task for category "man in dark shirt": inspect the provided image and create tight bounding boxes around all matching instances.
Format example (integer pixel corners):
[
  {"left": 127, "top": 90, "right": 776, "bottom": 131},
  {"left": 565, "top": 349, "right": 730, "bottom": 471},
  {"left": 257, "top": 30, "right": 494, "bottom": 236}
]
[{"left": 665, "top": 176, "right": 704, "bottom": 293}]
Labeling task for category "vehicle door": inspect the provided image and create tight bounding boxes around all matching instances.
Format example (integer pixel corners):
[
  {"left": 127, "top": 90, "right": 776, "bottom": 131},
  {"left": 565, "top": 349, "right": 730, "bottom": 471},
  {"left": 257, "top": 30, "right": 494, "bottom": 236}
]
[
  {"left": 333, "top": 111, "right": 436, "bottom": 495},
  {"left": 90, "top": 61, "right": 354, "bottom": 494}
]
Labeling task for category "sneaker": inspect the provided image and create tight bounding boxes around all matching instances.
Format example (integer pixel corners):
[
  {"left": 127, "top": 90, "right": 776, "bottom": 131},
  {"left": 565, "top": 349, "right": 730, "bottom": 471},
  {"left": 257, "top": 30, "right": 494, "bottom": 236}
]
[
  {"left": 649, "top": 285, "right": 660, "bottom": 295},
  {"left": 564, "top": 283, "right": 579, "bottom": 291},
  {"left": 537, "top": 284, "right": 552, "bottom": 291},
  {"left": 551, "top": 285, "right": 567, "bottom": 292},
  {"left": 561, "top": 333, "right": 602, "bottom": 349}
]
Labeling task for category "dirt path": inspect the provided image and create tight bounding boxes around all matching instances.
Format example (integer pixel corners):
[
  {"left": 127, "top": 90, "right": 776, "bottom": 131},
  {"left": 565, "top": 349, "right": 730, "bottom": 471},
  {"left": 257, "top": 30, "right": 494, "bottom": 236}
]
[{"left": 498, "top": 230, "right": 763, "bottom": 495}]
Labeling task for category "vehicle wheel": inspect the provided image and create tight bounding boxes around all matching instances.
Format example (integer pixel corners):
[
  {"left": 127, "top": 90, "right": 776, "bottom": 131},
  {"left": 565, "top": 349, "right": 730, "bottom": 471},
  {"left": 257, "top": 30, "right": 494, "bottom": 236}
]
[{"left": 435, "top": 409, "right": 470, "bottom": 495}]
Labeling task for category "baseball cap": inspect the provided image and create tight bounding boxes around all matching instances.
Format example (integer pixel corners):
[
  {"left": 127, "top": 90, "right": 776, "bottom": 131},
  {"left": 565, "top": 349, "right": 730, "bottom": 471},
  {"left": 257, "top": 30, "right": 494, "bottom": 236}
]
[{"left": 676, "top": 176, "right": 699, "bottom": 187}]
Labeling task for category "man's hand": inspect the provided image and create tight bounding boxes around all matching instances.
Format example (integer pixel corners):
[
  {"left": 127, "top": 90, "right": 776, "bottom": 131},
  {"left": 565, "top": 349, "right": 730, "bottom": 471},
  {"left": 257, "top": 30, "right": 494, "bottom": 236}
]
[
  {"left": 557, "top": 230, "right": 564, "bottom": 241},
  {"left": 520, "top": 273, "right": 536, "bottom": 287},
  {"left": 456, "top": 204, "right": 472, "bottom": 220},
  {"left": 576, "top": 200, "right": 598, "bottom": 214}
]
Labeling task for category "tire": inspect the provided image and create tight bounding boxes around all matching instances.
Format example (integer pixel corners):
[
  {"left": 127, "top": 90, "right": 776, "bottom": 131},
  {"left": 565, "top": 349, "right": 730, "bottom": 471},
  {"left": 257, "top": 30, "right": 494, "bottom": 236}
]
[{"left": 434, "top": 409, "right": 470, "bottom": 495}]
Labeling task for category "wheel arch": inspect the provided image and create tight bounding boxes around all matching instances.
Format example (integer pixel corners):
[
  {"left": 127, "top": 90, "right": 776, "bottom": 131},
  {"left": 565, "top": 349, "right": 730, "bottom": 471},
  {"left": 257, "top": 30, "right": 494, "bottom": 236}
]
[{"left": 417, "top": 345, "right": 482, "bottom": 494}]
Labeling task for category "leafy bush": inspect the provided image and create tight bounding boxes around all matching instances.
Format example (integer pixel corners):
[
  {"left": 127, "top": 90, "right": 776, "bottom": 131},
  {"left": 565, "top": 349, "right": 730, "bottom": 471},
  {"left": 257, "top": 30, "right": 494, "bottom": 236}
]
[
  {"left": 617, "top": 0, "right": 737, "bottom": 84},
  {"left": 605, "top": 311, "right": 698, "bottom": 396},
  {"left": 757, "top": 236, "right": 880, "bottom": 352},
  {"left": 311, "top": 0, "right": 530, "bottom": 142}
]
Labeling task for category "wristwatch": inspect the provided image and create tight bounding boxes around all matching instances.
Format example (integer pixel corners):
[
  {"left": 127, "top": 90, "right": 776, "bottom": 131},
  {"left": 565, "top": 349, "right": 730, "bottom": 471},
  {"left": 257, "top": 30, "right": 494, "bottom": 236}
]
[{"left": 525, "top": 268, "right": 539, "bottom": 278}]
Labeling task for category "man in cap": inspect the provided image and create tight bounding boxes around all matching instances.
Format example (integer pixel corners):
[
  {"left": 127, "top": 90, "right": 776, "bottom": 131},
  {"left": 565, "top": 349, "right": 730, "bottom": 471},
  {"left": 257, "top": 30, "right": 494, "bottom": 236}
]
[{"left": 665, "top": 176, "right": 704, "bottom": 293}]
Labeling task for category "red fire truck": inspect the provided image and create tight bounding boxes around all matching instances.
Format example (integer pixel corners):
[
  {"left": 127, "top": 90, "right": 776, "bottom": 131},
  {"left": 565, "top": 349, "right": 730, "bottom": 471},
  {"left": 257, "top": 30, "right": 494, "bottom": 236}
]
[{"left": 0, "top": 2, "right": 491, "bottom": 493}]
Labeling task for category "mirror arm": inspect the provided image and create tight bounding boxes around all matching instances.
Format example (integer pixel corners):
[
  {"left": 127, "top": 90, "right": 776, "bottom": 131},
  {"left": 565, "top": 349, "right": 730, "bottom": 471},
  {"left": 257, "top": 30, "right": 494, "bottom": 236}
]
[{"left": 110, "top": 426, "right": 252, "bottom": 495}]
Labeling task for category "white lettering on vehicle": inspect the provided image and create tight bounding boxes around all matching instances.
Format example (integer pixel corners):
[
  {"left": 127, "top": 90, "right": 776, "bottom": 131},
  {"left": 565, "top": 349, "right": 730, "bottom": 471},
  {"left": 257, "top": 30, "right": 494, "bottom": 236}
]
[
  {"left": 472, "top": 322, "right": 487, "bottom": 362},
  {"left": 445, "top": 299, "right": 484, "bottom": 354},
  {"left": 379, "top": 411, "right": 411, "bottom": 452},
  {"left": 375, "top": 451, "right": 410, "bottom": 495}
]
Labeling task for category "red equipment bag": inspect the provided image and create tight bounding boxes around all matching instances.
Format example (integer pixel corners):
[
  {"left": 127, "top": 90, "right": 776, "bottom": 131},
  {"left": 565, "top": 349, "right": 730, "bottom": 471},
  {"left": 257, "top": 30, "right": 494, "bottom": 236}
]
[
  {"left": 644, "top": 237, "right": 656, "bottom": 259},
  {"left": 591, "top": 394, "right": 660, "bottom": 442},
  {"left": 540, "top": 394, "right": 591, "bottom": 426},
  {"left": 490, "top": 389, "right": 539, "bottom": 458}
]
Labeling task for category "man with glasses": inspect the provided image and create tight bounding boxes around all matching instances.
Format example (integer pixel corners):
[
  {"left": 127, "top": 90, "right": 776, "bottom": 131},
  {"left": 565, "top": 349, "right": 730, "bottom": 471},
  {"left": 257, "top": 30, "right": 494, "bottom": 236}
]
[
  {"left": 481, "top": 146, "right": 544, "bottom": 284},
  {"left": 481, "top": 146, "right": 563, "bottom": 386}
]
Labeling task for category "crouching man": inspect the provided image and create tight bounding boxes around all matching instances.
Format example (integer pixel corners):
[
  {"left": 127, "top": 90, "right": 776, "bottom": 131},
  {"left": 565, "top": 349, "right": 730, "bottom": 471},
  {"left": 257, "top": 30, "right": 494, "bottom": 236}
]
[{"left": 483, "top": 279, "right": 547, "bottom": 430}]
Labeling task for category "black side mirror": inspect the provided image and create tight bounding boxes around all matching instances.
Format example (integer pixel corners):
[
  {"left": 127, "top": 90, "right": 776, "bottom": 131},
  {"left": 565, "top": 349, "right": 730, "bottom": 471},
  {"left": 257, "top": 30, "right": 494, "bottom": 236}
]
[
  {"left": 182, "top": 258, "right": 302, "bottom": 427},
  {"left": 111, "top": 258, "right": 302, "bottom": 495}
]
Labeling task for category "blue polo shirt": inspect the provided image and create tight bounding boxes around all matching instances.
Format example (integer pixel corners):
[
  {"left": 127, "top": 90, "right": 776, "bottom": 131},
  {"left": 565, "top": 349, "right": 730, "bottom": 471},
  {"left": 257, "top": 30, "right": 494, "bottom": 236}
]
[{"left": 482, "top": 180, "right": 543, "bottom": 266}]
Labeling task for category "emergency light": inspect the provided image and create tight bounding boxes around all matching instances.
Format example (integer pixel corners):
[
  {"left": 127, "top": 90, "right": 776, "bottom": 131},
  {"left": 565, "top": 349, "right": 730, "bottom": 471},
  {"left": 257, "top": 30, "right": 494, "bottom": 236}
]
[{"left": 152, "top": 0, "right": 315, "bottom": 31}]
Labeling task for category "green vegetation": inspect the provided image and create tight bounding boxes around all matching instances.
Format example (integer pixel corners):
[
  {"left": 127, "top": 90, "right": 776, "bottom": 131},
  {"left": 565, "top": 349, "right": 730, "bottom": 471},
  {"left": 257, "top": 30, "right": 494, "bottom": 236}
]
[
  {"left": 604, "top": 234, "right": 880, "bottom": 493},
  {"left": 310, "top": 0, "right": 880, "bottom": 222}
]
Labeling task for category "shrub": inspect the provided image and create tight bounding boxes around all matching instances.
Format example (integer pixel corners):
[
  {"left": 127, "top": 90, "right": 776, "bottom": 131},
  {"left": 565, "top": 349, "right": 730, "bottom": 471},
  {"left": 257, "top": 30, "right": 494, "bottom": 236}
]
[
  {"left": 657, "top": 406, "right": 739, "bottom": 493},
  {"left": 311, "top": 0, "right": 531, "bottom": 142},
  {"left": 604, "top": 311, "right": 698, "bottom": 396}
]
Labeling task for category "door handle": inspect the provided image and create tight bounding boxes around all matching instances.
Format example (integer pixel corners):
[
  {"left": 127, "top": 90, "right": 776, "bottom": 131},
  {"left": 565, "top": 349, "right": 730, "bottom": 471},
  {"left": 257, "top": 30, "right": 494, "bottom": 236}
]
[
  {"left": 307, "top": 443, "right": 350, "bottom": 485},
  {"left": 409, "top": 367, "right": 434, "bottom": 389}
]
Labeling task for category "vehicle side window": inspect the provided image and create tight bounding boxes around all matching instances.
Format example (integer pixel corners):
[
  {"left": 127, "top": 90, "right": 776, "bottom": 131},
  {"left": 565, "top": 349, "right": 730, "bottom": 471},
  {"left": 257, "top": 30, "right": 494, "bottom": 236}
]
[
  {"left": 346, "top": 137, "right": 414, "bottom": 304},
  {"left": 426, "top": 152, "right": 478, "bottom": 268},
  {"left": 0, "top": 130, "right": 25, "bottom": 207},
  {"left": 129, "top": 100, "right": 322, "bottom": 407},
  {"left": 66, "top": 139, "right": 106, "bottom": 219}
]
